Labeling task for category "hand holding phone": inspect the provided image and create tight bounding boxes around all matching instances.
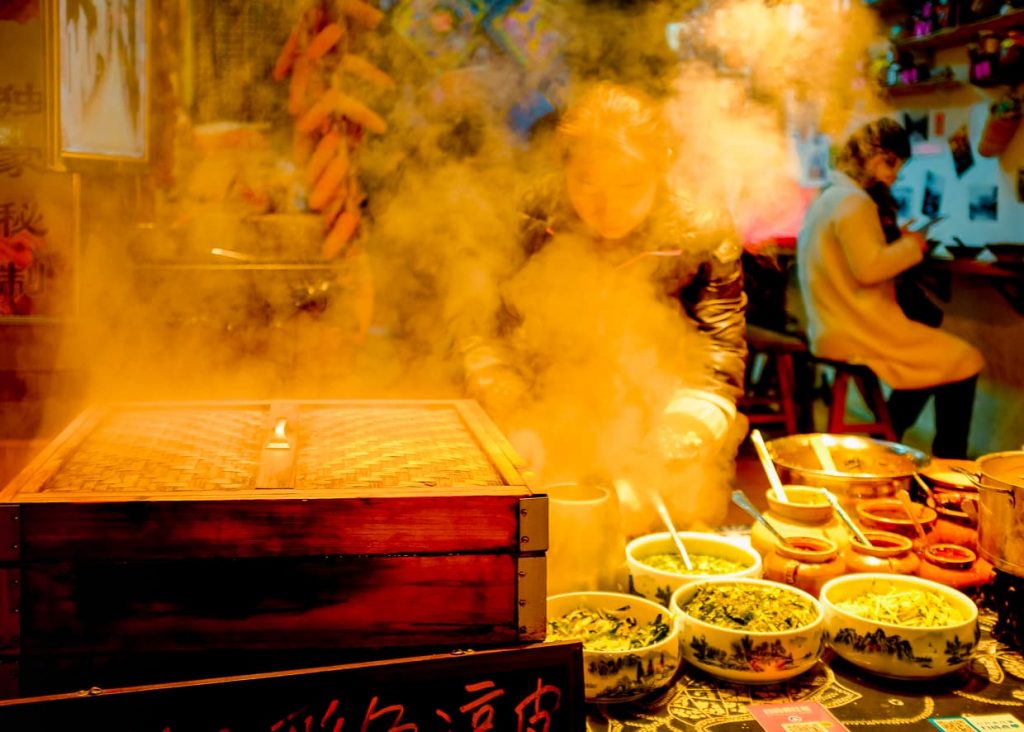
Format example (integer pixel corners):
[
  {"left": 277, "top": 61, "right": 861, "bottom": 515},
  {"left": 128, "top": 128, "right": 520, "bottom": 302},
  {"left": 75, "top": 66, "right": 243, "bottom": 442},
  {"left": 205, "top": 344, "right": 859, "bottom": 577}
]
[{"left": 907, "top": 214, "right": 948, "bottom": 235}]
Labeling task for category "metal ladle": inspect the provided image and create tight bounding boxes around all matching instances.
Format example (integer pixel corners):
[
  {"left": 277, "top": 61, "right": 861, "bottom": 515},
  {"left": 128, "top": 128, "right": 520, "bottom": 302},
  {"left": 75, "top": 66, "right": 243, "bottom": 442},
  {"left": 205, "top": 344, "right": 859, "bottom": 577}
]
[
  {"left": 822, "top": 490, "right": 873, "bottom": 547},
  {"left": 731, "top": 489, "right": 792, "bottom": 547},
  {"left": 654, "top": 492, "right": 693, "bottom": 571},
  {"left": 897, "top": 488, "right": 929, "bottom": 546}
]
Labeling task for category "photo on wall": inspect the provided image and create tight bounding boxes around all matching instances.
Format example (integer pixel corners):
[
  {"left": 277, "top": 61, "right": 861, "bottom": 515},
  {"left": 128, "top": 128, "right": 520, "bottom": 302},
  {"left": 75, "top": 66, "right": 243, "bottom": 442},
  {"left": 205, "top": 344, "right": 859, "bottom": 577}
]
[
  {"left": 891, "top": 185, "right": 913, "bottom": 219},
  {"left": 949, "top": 124, "right": 975, "bottom": 178},
  {"left": 51, "top": 0, "right": 149, "bottom": 164},
  {"left": 904, "top": 112, "right": 928, "bottom": 142},
  {"left": 922, "top": 171, "right": 945, "bottom": 218},
  {"left": 968, "top": 185, "right": 998, "bottom": 222}
]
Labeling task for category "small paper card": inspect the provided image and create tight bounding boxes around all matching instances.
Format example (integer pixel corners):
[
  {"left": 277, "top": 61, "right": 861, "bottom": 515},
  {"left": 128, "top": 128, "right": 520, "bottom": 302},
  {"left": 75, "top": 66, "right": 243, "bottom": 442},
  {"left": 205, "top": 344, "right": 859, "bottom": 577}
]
[
  {"left": 964, "top": 713, "right": 1024, "bottom": 731},
  {"left": 748, "top": 701, "right": 849, "bottom": 731},
  {"left": 931, "top": 714, "right": 1024, "bottom": 731}
]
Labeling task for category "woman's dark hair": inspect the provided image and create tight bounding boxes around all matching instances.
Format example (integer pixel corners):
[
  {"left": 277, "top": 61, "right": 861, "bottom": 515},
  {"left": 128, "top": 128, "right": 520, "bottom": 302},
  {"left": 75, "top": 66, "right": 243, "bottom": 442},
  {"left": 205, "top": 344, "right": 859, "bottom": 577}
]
[
  {"left": 875, "top": 118, "right": 912, "bottom": 160},
  {"left": 836, "top": 118, "right": 912, "bottom": 185}
]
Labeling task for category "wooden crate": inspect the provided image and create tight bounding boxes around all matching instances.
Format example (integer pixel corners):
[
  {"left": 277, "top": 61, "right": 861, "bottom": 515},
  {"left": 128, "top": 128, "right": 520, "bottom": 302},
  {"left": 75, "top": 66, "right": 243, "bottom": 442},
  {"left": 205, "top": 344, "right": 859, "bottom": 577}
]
[{"left": 0, "top": 399, "right": 547, "bottom": 698}]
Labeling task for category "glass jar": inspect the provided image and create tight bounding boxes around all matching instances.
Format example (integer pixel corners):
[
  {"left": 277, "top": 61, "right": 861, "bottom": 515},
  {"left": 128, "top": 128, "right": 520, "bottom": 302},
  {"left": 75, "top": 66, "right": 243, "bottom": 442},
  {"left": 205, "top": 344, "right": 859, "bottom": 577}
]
[
  {"left": 749, "top": 486, "right": 850, "bottom": 560},
  {"left": 918, "top": 543, "right": 995, "bottom": 595},
  {"left": 856, "top": 497, "right": 937, "bottom": 554},
  {"left": 545, "top": 481, "right": 625, "bottom": 595},
  {"left": 845, "top": 530, "right": 921, "bottom": 575},
  {"left": 763, "top": 536, "right": 846, "bottom": 598}
]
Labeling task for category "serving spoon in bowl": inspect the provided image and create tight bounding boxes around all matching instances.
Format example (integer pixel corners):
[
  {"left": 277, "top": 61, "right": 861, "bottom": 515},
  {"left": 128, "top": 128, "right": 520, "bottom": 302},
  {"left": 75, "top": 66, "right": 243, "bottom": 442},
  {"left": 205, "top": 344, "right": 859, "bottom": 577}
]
[
  {"left": 654, "top": 492, "right": 694, "bottom": 571},
  {"left": 731, "top": 489, "right": 792, "bottom": 547}
]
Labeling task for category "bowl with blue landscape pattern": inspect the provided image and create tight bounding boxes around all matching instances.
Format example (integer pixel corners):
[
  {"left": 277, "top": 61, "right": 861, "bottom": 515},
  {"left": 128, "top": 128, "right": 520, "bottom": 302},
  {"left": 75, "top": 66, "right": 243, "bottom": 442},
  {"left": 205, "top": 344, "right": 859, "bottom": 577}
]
[
  {"left": 670, "top": 577, "right": 825, "bottom": 684},
  {"left": 546, "top": 591, "right": 681, "bottom": 703},
  {"left": 626, "top": 531, "right": 762, "bottom": 607},
  {"left": 820, "top": 573, "right": 979, "bottom": 679}
]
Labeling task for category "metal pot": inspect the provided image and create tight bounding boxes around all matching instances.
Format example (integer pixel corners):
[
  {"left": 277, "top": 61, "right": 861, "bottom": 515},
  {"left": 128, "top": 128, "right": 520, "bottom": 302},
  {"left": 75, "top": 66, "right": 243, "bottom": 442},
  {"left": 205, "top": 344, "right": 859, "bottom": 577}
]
[
  {"left": 766, "top": 434, "right": 929, "bottom": 509},
  {"left": 954, "top": 451, "right": 1024, "bottom": 577}
]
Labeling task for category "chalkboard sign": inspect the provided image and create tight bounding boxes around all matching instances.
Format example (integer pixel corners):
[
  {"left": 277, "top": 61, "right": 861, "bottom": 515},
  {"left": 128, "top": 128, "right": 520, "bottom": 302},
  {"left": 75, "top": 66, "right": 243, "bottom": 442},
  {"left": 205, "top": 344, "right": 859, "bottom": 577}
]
[{"left": 0, "top": 642, "right": 584, "bottom": 731}]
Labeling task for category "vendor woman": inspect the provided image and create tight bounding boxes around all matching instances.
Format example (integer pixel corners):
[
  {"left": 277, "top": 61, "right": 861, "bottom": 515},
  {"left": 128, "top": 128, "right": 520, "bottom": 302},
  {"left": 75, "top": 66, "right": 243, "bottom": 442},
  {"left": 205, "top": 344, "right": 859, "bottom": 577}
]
[{"left": 451, "top": 82, "right": 748, "bottom": 533}]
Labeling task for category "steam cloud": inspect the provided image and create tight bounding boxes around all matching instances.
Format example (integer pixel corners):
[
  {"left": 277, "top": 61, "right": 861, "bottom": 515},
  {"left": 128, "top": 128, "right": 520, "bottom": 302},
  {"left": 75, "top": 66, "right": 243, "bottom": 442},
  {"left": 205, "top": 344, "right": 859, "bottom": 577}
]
[{"left": 31, "top": 0, "right": 886, "bottom": 528}]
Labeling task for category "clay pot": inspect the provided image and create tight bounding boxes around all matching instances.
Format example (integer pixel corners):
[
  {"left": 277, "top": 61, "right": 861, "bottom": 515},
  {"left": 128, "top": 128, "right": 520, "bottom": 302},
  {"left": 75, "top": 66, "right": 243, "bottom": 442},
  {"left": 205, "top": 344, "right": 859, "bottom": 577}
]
[
  {"left": 856, "top": 498, "right": 937, "bottom": 554},
  {"left": 845, "top": 530, "right": 921, "bottom": 575},
  {"left": 918, "top": 543, "right": 995, "bottom": 595},
  {"left": 763, "top": 535, "right": 846, "bottom": 598},
  {"left": 750, "top": 485, "right": 850, "bottom": 559}
]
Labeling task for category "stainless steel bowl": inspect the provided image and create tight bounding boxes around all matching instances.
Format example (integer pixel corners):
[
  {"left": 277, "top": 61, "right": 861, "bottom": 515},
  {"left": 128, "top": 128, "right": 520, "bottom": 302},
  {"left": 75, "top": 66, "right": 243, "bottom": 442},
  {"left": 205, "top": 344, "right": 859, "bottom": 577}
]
[{"left": 766, "top": 434, "right": 930, "bottom": 507}]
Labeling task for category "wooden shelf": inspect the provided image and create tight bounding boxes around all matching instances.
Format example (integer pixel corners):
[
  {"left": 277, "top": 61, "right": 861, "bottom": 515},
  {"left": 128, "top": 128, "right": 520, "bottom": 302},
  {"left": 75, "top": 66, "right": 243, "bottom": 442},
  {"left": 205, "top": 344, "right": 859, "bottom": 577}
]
[
  {"left": 864, "top": 0, "right": 911, "bottom": 16},
  {"left": 895, "top": 9, "right": 1024, "bottom": 53},
  {"left": 881, "top": 78, "right": 964, "bottom": 96}
]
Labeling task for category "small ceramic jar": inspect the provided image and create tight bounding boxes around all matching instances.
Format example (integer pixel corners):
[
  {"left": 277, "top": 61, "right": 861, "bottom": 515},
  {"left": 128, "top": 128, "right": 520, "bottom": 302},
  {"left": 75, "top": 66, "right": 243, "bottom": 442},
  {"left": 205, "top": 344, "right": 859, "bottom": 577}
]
[
  {"left": 844, "top": 530, "right": 921, "bottom": 576},
  {"left": 750, "top": 486, "right": 850, "bottom": 559},
  {"left": 763, "top": 535, "right": 846, "bottom": 598},
  {"left": 918, "top": 543, "right": 995, "bottom": 595},
  {"left": 856, "top": 498, "right": 937, "bottom": 554},
  {"left": 928, "top": 492, "right": 979, "bottom": 552}
]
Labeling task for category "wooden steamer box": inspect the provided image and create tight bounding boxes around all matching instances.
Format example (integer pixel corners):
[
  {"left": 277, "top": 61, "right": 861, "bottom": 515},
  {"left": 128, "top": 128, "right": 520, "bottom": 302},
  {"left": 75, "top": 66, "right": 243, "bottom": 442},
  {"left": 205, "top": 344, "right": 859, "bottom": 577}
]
[{"left": 0, "top": 400, "right": 547, "bottom": 698}]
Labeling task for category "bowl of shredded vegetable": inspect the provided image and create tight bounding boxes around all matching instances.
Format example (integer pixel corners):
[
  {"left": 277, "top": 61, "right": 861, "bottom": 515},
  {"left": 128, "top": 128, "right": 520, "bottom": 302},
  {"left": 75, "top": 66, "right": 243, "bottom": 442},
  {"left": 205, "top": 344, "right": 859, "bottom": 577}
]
[
  {"left": 546, "top": 591, "right": 681, "bottom": 703},
  {"left": 820, "top": 573, "right": 979, "bottom": 679},
  {"left": 670, "top": 578, "right": 825, "bottom": 684},
  {"left": 626, "top": 532, "right": 762, "bottom": 606}
]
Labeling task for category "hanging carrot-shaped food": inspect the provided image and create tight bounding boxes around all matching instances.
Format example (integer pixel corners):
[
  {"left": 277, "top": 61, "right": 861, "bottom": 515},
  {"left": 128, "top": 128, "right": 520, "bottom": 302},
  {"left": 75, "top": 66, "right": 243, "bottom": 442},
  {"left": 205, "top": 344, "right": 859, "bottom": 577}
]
[
  {"left": 332, "top": 91, "right": 387, "bottom": 134},
  {"left": 308, "top": 151, "right": 350, "bottom": 211},
  {"left": 305, "top": 22, "right": 344, "bottom": 62},
  {"left": 272, "top": 25, "right": 302, "bottom": 81},
  {"left": 340, "top": 53, "right": 395, "bottom": 90},
  {"left": 305, "top": 130, "right": 342, "bottom": 187},
  {"left": 322, "top": 184, "right": 349, "bottom": 228},
  {"left": 298, "top": 90, "right": 387, "bottom": 135},
  {"left": 339, "top": 0, "right": 383, "bottom": 29},
  {"left": 288, "top": 55, "right": 314, "bottom": 116},
  {"left": 322, "top": 209, "right": 361, "bottom": 260}
]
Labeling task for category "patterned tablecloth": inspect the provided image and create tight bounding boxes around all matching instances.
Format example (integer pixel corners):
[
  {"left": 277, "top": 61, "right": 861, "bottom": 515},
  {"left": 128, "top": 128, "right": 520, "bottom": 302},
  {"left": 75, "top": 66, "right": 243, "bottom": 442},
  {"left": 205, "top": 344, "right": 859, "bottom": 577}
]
[{"left": 587, "top": 610, "right": 1024, "bottom": 731}]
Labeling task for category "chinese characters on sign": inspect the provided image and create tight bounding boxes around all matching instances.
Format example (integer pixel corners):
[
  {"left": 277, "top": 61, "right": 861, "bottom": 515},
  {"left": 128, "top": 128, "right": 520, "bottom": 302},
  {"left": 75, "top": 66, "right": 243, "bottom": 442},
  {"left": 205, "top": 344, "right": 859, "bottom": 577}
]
[
  {"left": 269, "top": 676, "right": 564, "bottom": 732},
  {"left": 0, "top": 198, "right": 50, "bottom": 315},
  {"left": 0, "top": 146, "right": 44, "bottom": 177},
  {"left": 0, "top": 82, "right": 45, "bottom": 118}
]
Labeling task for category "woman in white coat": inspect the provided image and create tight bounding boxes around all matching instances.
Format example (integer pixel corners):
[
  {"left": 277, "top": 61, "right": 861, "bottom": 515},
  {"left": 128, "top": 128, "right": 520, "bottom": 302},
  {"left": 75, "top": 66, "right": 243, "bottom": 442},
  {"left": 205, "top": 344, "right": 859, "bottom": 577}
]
[{"left": 797, "top": 118, "right": 984, "bottom": 458}]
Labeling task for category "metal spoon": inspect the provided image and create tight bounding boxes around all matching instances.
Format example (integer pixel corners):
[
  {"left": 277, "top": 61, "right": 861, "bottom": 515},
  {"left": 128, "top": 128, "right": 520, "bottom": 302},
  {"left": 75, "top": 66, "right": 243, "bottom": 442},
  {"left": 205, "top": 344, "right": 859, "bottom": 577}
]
[
  {"left": 822, "top": 490, "right": 874, "bottom": 547},
  {"left": 731, "top": 489, "right": 792, "bottom": 547},
  {"left": 653, "top": 493, "right": 693, "bottom": 571},
  {"left": 810, "top": 434, "right": 838, "bottom": 473},
  {"left": 897, "top": 488, "right": 929, "bottom": 546},
  {"left": 913, "top": 472, "right": 936, "bottom": 504}
]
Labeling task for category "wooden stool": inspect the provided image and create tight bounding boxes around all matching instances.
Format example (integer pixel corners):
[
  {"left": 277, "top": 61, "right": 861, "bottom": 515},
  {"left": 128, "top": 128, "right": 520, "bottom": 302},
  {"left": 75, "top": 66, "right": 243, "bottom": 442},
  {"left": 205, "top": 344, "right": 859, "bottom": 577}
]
[
  {"left": 813, "top": 357, "right": 897, "bottom": 441},
  {"left": 741, "top": 325, "right": 809, "bottom": 435}
]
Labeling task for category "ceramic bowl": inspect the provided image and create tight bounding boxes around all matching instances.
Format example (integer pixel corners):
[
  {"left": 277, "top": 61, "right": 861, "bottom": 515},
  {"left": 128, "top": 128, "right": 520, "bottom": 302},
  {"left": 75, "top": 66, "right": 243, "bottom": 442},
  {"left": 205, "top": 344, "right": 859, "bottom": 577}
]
[
  {"left": 944, "top": 244, "right": 984, "bottom": 260},
  {"left": 626, "top": 532, "right": 762, "bottom": 606},
  {"left": 670, "top": 578, "right": 825, "bottom": 684},
  {"left": 547, "top": 591, "right": 681, "bottom": 703},
  {"left": 820, "top": 573, "right": 979, "bottom": 679}
]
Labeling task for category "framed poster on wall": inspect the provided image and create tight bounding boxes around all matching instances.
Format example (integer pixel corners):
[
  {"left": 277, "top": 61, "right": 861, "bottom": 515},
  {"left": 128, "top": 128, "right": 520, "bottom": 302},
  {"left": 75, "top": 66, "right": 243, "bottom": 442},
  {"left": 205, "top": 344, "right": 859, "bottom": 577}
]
[{"left": 45, "top": 0, "right": 149, "bottom": 168}]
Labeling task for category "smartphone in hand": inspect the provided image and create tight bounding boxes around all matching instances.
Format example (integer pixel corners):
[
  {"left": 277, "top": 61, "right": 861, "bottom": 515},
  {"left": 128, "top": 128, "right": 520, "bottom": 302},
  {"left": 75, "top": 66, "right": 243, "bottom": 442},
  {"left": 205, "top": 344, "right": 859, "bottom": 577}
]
[{"left": 908, "top": 214, "right": 948, "bottom": 234}]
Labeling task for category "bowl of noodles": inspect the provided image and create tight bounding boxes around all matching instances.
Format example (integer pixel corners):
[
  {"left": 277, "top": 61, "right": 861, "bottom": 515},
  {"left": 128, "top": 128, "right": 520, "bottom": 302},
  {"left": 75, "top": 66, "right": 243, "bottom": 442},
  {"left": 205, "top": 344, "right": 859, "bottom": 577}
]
[
  {"left": 626, "top": 532, "right": 762, "bottom": 606},
  {"left": 670, "top": 578, "right": 825, "bottom": 684},
  {"left": 546, "top": 591, "right": 681, "bottom": 703},
  {"left": 820, "top": 573, "right": 979, "bottom": 679}
]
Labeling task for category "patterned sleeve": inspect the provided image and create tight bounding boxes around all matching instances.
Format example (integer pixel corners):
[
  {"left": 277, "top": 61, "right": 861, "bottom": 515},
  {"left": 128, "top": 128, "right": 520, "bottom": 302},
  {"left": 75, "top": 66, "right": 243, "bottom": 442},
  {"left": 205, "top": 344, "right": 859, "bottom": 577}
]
[{"left": 680, "top": 237, "right": 749, "bottom": 403}]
